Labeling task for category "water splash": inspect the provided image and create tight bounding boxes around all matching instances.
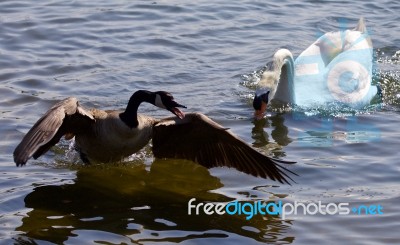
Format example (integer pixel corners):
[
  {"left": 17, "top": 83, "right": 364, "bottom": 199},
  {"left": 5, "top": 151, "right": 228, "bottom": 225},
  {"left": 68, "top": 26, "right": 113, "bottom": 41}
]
[
  {"left": 376, "top": 48, "right": 400, "bottom": 65},
  {"left": 240, "top": 62, "right": 273, "bottom": 89},
  {"left": 33, "top": 137, "right": 153, "bottom": 169},
  {"left": 374, "top": 48, "right": 400, "bottom": 108},
  {"left": 376, "top": 71, "right": 400, "bottom": 108}
]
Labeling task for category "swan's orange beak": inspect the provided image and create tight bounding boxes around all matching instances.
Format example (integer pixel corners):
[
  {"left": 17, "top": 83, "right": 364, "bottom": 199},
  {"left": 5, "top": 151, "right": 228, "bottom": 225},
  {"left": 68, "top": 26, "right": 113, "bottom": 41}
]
[{"left": 254, "top": 101, "right": 267, "bottom": 120}]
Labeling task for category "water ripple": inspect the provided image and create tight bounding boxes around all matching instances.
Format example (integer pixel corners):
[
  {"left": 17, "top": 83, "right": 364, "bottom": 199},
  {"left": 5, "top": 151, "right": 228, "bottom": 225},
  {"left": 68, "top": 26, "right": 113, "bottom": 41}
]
[{"left": 1, "top": 0, "right": 399, "bottom": 244}]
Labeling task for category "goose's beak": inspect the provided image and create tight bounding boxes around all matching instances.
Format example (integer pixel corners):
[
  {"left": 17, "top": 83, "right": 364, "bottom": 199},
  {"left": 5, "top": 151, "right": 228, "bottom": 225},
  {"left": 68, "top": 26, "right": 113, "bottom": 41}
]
[
  {"left": 254, "top": 101, "right": 268, "bottom": 120},
  {"left": 169, "top": 101, "right": 187, "bottom": 119},
  {"left": 172, "top": 107, "right": 185, "bottom": 119}
]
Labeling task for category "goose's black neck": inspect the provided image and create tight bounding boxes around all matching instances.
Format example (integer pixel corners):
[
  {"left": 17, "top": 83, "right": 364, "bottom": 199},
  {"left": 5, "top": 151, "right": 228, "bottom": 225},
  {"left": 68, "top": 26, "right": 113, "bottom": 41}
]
[{"left": 119, "top": 90, "right": 155, "bottom": 128}]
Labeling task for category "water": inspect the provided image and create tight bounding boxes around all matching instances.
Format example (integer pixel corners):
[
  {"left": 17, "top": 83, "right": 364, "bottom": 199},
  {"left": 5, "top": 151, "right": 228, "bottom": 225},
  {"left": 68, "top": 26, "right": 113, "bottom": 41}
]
[{"left": 1, "top": 0, "right": 399, "bottom": 244}]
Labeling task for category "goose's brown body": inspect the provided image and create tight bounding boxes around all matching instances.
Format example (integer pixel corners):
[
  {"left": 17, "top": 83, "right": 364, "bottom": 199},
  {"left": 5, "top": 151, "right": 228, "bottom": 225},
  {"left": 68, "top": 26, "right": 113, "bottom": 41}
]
[{"left": 75, "top": 110, "right": 157, "bottom": 163}]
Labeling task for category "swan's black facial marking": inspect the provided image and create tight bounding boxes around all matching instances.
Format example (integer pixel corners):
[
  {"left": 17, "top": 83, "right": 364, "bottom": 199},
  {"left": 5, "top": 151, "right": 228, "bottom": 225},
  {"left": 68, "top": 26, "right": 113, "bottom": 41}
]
[
  {"left": 155, "top": 91, "right": 187, "bottom": 119},
  {"left": 253, "top": 89, "right": 270, "bottom": 120},
  {"left": 253, "top": 96, "right": 262, "bottom": 110},
  {"left": 253, "top": 89, "right": 270, "bottom": 110}
]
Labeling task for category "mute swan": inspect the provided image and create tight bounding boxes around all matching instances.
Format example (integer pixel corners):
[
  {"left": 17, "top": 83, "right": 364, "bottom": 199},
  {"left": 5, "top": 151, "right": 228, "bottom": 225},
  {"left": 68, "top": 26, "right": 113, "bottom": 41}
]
[
  {"left": 253, "top": 18, "right": 378, "bottom": 118},
  {"left": 14, "top": 90, "right": 296, "bottom": 183}
]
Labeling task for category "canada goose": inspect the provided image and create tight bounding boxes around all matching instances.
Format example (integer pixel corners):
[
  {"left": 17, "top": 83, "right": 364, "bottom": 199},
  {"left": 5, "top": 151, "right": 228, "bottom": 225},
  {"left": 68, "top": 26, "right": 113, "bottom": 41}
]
[
  {"left": 253, "top": 18, "right": 378, "bottom": 119},
  {"left": 13, "top": 90, "right": 296, "bottom": 184}
]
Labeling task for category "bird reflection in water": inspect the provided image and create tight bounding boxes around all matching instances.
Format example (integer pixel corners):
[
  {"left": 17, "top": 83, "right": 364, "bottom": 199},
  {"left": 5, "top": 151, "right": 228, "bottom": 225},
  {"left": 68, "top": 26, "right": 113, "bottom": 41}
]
[
  {"left": 251, "top": 113, "right": 292, "bottom": 159},
  {"left": 15, "top": 158, "right": 295, "bottom": 244}
]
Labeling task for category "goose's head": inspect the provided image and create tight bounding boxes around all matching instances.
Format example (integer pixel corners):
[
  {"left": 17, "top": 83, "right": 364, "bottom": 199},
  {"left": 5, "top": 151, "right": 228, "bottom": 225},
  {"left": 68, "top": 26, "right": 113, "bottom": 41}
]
[
  {"left": 154, "top": 91, "right": 187, "bottom": 119},
  {"left": 253, "top": 89, "right": 271, "bottom": 120}
]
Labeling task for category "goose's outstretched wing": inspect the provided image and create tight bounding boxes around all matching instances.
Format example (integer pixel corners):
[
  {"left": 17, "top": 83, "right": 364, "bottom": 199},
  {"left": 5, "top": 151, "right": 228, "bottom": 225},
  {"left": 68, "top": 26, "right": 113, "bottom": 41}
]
[
  {"left": 13, "top": 97, "right": 95, "bottom": 166},
  {"left": 152, "top": 113, "right": 297, "bottom": 184}
]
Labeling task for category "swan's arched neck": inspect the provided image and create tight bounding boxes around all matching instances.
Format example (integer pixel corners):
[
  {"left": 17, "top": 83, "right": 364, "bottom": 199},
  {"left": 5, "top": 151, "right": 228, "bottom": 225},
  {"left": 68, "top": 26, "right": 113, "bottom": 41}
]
[{"left": 260, "top": 49, "right": 296, "bottom": 105}]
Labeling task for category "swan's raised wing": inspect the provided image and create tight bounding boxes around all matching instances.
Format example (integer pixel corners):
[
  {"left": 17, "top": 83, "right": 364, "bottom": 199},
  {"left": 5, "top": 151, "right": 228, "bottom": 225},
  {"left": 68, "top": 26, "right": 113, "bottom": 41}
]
[
  {"left": 13, "top": 97, "right": 95, "bottom": 166},
  {"left": 152, "top": 113, "right": 297, "bottom": 184}
]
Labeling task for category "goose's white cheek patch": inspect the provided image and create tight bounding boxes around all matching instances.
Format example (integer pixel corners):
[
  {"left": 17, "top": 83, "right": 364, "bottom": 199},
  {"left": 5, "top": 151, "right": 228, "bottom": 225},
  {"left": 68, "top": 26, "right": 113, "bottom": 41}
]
[{"left": 155, "top": 94, "right": 166, "bottom": 109}]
